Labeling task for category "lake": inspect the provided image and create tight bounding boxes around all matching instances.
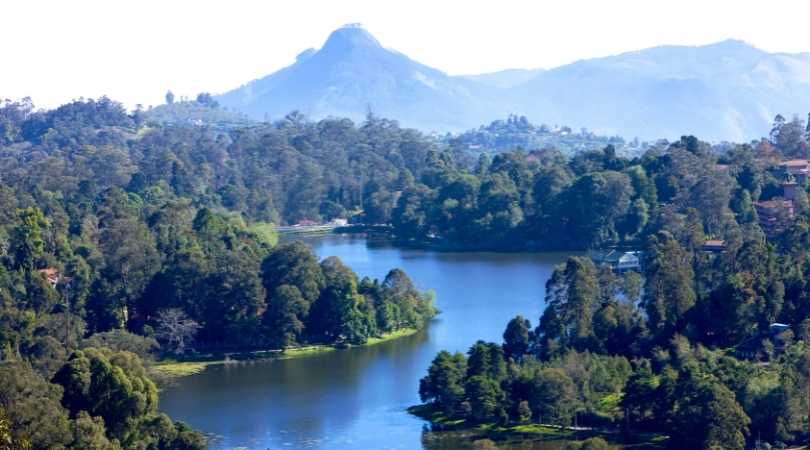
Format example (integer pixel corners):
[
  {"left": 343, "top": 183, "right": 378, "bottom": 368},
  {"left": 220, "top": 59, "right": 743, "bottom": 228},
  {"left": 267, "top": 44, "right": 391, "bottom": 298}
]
[{"left": 160, "top": 234, "right": 570, "bottom": 449}]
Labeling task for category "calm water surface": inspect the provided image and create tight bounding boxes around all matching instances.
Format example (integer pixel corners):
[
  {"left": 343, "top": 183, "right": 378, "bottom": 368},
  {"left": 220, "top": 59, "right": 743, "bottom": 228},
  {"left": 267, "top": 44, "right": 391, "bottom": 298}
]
[{"left": 160, "top": 234, "right": 569, "bottom": 449}]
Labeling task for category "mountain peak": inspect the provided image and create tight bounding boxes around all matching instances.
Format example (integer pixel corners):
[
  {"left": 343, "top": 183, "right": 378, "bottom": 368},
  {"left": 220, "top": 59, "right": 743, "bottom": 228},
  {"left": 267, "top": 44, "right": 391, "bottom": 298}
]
[
  {"left": 703, "top": 38, "right": 759, "bottom": 52},
  {"left": 321, "top": 24, "right": 382, "bottom": 53}
]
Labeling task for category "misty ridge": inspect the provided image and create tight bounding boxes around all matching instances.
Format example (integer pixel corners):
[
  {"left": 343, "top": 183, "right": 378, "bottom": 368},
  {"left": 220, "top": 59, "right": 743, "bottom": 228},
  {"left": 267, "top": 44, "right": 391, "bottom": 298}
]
[{"left": 208, "top": 24, "right": 810, "bottom": 142}]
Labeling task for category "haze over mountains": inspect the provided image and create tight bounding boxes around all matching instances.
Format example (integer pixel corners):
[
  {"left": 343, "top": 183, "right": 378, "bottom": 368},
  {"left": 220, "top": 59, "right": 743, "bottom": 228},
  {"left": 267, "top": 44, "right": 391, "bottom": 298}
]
[{"left": 217, "top": 24, "right": 810, "bottom": 142}]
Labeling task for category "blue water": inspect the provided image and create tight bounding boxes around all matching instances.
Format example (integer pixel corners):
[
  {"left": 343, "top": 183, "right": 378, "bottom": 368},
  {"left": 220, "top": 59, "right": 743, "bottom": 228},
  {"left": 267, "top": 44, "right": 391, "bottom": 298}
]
[{"left": 160, "top": 234, "right": 568, "bottom": 449}]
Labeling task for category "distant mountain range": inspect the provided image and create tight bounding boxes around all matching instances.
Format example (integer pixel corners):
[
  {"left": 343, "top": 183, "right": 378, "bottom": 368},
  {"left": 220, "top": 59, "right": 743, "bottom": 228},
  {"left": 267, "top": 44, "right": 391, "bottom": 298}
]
[{"left": 217, "top": 24, "right": 810, "bottom": 142}]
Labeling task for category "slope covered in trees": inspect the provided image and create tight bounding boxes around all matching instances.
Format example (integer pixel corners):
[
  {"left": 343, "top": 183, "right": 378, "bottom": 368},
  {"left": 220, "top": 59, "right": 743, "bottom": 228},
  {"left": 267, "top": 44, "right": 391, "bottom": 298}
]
[
  {"left": 143, "top": 91, "right": 255, "bottom": 129},
  {"left": 417, "top": 235, "right": 810, "bottom": 449},
  {"left": 443, "top": 114, "right": 632, "bottom": 157},
  {"left": 4, "top": 95, "right": 810, "bottom": 448},
  {"left": 391, "top": 114, "right": 810, "bottom": 251},
  {"left": 0, "top": 97, "right": 448, "bottom": 226},
  {"left": 0, "top": 97, "right": 437, "bottom": 448},
  {"left": 415, "top": 117, "right": 810, "bottom": 449}
]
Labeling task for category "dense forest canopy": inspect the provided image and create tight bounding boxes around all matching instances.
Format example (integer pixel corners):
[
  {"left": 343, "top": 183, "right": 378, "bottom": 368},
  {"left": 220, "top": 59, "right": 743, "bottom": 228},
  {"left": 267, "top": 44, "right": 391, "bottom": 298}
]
[
  {"left": 389, "top": 114, "right": 810, "bottom": 251},
  {"left": 0, "top": 97, "right": 437, "bottom": 448},
  {"left": 3, "top": 96, "right": 810, "bottom": 448},
  {"left": 414, "top": 113, "right": 810, "bottom": 448}
]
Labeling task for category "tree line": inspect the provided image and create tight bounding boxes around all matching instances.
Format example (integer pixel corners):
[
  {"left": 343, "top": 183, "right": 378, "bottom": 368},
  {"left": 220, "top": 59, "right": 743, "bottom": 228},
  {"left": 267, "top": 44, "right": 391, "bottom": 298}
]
[{"left": 391, "top": 118, "right": 810, "bottom": 251}]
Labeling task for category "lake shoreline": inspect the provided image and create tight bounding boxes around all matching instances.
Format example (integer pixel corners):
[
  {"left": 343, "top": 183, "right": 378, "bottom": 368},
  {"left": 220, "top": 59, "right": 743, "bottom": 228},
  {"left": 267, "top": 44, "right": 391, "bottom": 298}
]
[
  {"left": 408, "top": 404, "right": 668, "bottom": 449},
  {"left": 328, "top": 229, "right": 596, "bottom": 253},
  {"left": 152, "top": 327, "right": 422, "bottom": 380},
  {"left": 159, "top": 234, "right": 570, "bottom": 449}
]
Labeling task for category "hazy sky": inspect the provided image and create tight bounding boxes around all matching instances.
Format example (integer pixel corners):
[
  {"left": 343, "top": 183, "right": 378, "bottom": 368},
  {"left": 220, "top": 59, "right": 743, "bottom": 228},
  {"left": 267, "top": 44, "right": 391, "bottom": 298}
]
[{"left": 4, "top": 0, "right": 810, "bottom": 109}]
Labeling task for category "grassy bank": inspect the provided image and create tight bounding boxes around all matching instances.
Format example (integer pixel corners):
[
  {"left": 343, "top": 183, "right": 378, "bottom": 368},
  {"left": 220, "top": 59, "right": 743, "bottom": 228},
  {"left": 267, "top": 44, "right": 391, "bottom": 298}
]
[
  {"left": 408, "top": 404, "right": 668, "bottom": 449},
  {"left": 366, "top": 327, "right": 419, "bottom": 345},
  {"left": 152, "top": 327, "right": 420, "bottom": 380}
]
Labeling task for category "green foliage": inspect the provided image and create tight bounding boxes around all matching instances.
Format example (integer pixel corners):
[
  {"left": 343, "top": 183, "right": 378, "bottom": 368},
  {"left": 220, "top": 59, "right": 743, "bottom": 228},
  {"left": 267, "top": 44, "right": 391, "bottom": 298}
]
[
  {"left": 447, "top": 115, "right": 627, "bottom": 158},
  {"left": 247, "top": 222, "right": 279, "bottom": 247},
  {"left": 0, "top": 362, "right": 72, "bottom": 449},
  {"left": 642, "top": 231, "right": 696, "bottom": 340},
  {"left": 144, "top": 98, "right": 253, "bottom": 129},
  {"left": 503, "top": 315, "right": 531, "bottom": 362},
  {"left": 419, "top": 351, "right": 468, "bottom": 414},
  {"left": 668, "top": 368, "right": 750, "bottom": 450},
  {"left": 9, "top": 208, "right": 47, "bottom": 271},
  {"left": 526, "top": 367, "right": 578, "bottom": 426},
  {"left": 465, "top": 375, "right": 507, "bottom": 423},
  {"left": 565, "top": 437, "right": 610, "bottom": 450},
  {"left": 49, "top": 348, "right": 205, "bottom": 448},
  {"left": 82, "top": 330, "right": 159, "bottom": 361},
  {"left": 7, "top": 98, "right": 810, "bottom": 449},
  {"left": 52, "top": 348, "right": 158, "bottom": 438},
  {"left": 537, "top": 257, "right": 601, "bottom": 356}
]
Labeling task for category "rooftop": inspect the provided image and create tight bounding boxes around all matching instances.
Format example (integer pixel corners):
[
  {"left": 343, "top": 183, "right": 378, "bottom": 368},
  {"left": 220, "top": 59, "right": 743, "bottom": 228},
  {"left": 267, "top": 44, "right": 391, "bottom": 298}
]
[
  {"left": 780, "top": 159, "right": 810, "bottom": 167},
  {"left": 754, "top": 199, "right": 792, "bottom": 209}
]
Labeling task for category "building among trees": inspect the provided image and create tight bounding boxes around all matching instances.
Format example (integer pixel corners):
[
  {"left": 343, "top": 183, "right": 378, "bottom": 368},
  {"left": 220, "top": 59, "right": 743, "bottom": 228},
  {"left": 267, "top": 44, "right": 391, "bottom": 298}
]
[{"left": 590, "top": 250, "right": 642, "bottom": 272}]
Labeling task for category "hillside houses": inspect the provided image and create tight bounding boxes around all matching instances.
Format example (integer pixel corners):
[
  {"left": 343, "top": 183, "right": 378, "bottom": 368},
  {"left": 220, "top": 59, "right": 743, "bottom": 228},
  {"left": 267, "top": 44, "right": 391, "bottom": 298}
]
[
  {"left": 753, "top": 180, "right": 798, "bottom": 235},
  {"left": 779, "top": 159, "right": 810, "bottom": 184}
]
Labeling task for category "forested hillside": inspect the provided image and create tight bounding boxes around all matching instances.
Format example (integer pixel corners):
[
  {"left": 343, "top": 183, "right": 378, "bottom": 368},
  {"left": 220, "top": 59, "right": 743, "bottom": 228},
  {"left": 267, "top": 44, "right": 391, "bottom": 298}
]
[
  {"left": 443, "top": 114, "right": 631, "bottom": 157},
  {"left": 391, "top": 115, "right": 810, "bottom": 251},
  {"left": 0, "top": 97, "right": 447, "bottom": 226},
  {"left": 415, "top": 116, "right": 810, "bottom": 449},
  {"left": 0, "top": 97, "right": 437, "bottom": 448},
  {"left": 4, "top": 95, "right": 810, "bottom": 449},
  {"left": 143, "top": 92, "right": 255, "bottom": 129}
]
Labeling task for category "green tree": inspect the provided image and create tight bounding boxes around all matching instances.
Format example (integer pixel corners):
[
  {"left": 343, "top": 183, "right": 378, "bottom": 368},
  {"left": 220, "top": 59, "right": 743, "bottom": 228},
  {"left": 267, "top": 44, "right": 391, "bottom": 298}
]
[
  {"left": 263, "top": 284, "right": 309, "bottom": 347},
  {"left": 52, "top": 348, "right": 158, "bottom": 438},
  {"left": 553, "top": 171, "right": 633, "bottom": 248},
  {"left": 503, "top": 315, "right": 531, "bottom": 361},
  {"left": 642, "top": 232, "right": 696, "bottom": 340},
  {"left": 467, "top": 341, "right": 506, "bottom": 380},
  {"left": 537, "top": 257, "right": 600, "bottom": 355},
  {"left": 70, "top": 411, "right": 119, "bottom": 450},
  {"left": 9, "top": 208, "right": 48, "bottom": 270},
  {"left": 621, "top": 359, "right": 658, "bottom": 428},
  {"left": 669, "top": 369, "right": 750, "bottom": 450},
  {"left": 308, "top": 257, "right": 369, "bottom": 344},
  {"left": 99, "top": 217, "right": 160, "bottom": 327},
  {"left": 419, "top": 351, "right": 467, "bottom": 414},
  {"left": 0, "top": 362, "right": 72, "bottom": 449},
  {"left": 528, "top": 368, "right": 577, "bottom": 427},
  {"left": 261, "top": 242, "right": 325, "bottom": 304},
  {"left": 465, "top": 375, "right": 507, "bottom": 423}
]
